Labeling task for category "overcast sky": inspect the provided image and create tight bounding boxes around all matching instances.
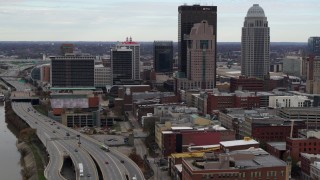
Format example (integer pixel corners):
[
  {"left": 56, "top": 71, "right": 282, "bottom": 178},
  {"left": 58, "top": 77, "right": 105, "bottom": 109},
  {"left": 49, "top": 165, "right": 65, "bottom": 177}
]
[{"left": 0, "top": 0, "right": 319, "bottom": 42}]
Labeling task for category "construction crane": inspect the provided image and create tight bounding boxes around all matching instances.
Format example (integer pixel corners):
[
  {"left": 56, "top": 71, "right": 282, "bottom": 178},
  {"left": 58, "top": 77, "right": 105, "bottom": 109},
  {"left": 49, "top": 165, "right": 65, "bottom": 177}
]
[{"left": 171, "top": 146, "right": 220, "bottom": 159}]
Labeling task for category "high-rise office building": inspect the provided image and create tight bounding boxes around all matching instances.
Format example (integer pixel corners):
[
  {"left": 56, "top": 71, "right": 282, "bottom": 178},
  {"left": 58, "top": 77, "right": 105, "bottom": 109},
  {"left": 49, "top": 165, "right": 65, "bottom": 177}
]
[
  {"left": 308, "top": 37, "right": 320, "bottom": 56},
  {"left": 306, "top": 56, "right": 320, "bottom": 94},
  {"left": 153, "top": 41, "right": 173, "bottom": 73},
  {"left": 176, "top": 20, "right": 216, "bottom": 90},
  {"left": 178, "top": 4, "right": 217, "bottom": 79},
  {"left": 111, "top": 47, "right": 133, "bottom": 84},
  {"left": 116, "top": 37, "right": 140, "bottom": 80},
  {"left": 241, "top": 4, "right": 270, "bottom": 79},
  {"left": 50, "top": 55, "right": 95, "bottom": 88}
]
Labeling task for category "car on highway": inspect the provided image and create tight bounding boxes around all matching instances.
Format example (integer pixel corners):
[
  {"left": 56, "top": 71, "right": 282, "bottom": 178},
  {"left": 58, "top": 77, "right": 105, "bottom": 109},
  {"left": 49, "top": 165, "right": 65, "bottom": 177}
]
[
  {"left": 57, "top": 126, "right": 60, "bottom": 129},
  {"left": 105, "top": 161, "right": 109, "bottom": 164},
  {"left": 52, "top": 130, "right": 56, "bottom": 133},
  {"left": 74, "top": 149, "right": 78, "bottom": 152},
  {"left": 120, "top": 160, "right": 124, "bottom": 163},
  {"left": 35, "top": 122, "right": 38, "bottom": 124},
  {"left": 87, "top": 174, "right": 91, "bottom": 177},
  {"left": 66, "top": 132, "right": 70, "bottom": 136}
]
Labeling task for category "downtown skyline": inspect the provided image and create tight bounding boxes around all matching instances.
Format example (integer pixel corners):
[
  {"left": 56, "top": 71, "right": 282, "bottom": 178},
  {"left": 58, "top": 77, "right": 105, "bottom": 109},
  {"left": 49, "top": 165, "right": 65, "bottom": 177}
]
[{"left": 0, "top": 0, "right": 319, "bottom": 42}]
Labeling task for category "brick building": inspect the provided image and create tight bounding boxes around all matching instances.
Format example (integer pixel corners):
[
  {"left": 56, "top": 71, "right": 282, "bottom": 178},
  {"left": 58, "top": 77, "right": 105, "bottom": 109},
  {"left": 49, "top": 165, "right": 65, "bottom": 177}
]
[
  {"left": 206, "top": 93, "right": 234, "bottom": 111},
  {"left": 251, "top": 121, "right": 305, "bottom": 143},
  {"left": 266, "top": 142, "right": 287, "bottom": 160},
  {"left": 230, "top": 76, "right": 288, "bottom": 92},
  {"left": 182, "top": 148, "right": 288, "bottom": 180},
  {"left": 204, "top": 91, "right": 260, "bottom": 115},
  {"left": 162, "top": 129, "right": 235, "bottom": 156},
  {"left": 286, "top": 137, "right": 320, "bottom": 162},
  {"left": 230, "top": 76, "right": 264, "bottom": 92},
  {"left": 234, "top": 95, "right": 260, "bottom": 109}
]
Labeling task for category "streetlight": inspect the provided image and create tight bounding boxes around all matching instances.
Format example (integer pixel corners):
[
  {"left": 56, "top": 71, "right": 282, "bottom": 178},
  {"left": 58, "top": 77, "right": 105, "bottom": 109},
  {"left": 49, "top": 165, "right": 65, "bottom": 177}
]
[{"left": 77, "top": 135, "right": 81, "bottom": 147}]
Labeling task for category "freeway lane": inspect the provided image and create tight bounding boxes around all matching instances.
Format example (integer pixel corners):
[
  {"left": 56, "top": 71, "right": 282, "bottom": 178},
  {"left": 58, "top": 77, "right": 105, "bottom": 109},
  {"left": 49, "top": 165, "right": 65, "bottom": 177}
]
[
  {"left": 20, "top": 102, "right": 145, "bottom": 180},
  {"left": 13, "top": 102, "right": 99, "bottom": 180},
  {"left": 18, "top": 102, "right": 122, "bottom": 180},
  {"left": 12, "top": 102, "right": 66, "bottom": 180}
]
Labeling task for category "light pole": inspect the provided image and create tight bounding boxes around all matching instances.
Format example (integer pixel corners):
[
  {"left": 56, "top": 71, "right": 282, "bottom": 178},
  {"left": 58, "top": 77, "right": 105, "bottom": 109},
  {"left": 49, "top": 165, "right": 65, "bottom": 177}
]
[{"left": 77, "top": 135, "right": 81, "bottom": 147}]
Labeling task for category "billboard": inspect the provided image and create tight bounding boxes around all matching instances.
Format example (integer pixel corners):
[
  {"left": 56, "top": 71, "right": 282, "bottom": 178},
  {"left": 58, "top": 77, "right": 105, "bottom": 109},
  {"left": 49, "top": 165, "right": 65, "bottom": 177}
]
[{"left": 51, "top": 98, "right": 88, "bottom": 108}]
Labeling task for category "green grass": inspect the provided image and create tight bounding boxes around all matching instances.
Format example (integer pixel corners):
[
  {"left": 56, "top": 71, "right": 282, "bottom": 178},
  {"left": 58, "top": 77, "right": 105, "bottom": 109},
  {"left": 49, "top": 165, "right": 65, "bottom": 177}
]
[
  {"left": 33, "top": 105, "right": 48, "bottom": 116},
  {"left": 30, "top": 142, "right": 46, "bottom": 180}
]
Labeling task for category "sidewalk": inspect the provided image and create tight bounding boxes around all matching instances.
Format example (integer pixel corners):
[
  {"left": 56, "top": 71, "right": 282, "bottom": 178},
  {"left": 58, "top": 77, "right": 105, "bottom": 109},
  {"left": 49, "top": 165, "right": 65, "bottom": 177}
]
[{"left": 126, "top": 111, "right": 171, "bottom": 180}]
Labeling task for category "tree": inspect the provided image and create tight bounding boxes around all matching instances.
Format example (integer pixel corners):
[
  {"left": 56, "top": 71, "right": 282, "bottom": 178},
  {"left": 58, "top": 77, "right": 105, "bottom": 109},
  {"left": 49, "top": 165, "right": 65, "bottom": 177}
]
[{"left": 129, "top": 151, "right": 144, "bottom": 168}]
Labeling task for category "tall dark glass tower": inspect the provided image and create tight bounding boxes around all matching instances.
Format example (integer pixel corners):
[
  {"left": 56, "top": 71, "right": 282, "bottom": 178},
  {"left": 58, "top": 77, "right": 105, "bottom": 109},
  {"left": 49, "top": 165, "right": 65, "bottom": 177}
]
[
  {"left": 50, "top": 56, "right": 95, "bottom": 88},
  {"left": 154, "top": 41, "right": 173, "bottom": 73},
  {"left": 178, "top": 4, "right": 217, "bottom": 79},
  {"left": 308, "top": 37, "right": 320, "bottom": 56},
  {"left": 111, "top": 47, "right": 133, "bottom": 84}
]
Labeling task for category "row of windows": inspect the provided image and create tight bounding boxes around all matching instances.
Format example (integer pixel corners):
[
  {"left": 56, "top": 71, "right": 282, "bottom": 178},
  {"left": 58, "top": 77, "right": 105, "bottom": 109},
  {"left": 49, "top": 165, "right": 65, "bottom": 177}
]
[{"left": 201, "top": 170, "right": 284, "bottom": 179}]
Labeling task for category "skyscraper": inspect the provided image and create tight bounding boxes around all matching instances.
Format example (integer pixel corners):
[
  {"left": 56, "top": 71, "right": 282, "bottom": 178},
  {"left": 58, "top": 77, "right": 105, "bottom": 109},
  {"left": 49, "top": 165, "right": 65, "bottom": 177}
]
[
  {"left": 241, "top": 4, "right": 270, "bottom": 79},
  {"left": 308, "top": 37, "right": 320, "bottom": 56},
  {"left": 111, "top": 47, "right": 133, "bottom": 84},
  {"left": 178, "top": 4, "right": 217, "bottom": 79},
  {"left": 116, "top": 37, "right": 140, "bottom": 80},
  {"left": 153, "top": 41, "right": 173, "bottom": 73},
  {"left": 50, "top": 55, "right": 95, "bottom": 88},
  {"left": 176, "top": 20, "right": 216, "bottom": 90}
]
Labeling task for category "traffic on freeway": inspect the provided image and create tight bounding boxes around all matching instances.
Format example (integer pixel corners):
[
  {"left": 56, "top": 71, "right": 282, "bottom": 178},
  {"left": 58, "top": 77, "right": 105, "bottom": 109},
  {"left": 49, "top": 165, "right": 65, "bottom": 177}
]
[
  {"left": 12, "top": 102, "right": 99, "bottom": 180},
  {"left": 13, "top": 102, "right": 144, "bottom": 180}
]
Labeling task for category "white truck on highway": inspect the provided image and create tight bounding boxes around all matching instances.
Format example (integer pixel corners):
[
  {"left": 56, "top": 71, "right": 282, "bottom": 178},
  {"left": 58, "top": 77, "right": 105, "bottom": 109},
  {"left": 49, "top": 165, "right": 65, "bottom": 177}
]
[
  {"left": 100, "top": 144, "right": 110, "bottom": 152},
  {"left": 78, "top": 163, "right": 84, "bottom": 177}
]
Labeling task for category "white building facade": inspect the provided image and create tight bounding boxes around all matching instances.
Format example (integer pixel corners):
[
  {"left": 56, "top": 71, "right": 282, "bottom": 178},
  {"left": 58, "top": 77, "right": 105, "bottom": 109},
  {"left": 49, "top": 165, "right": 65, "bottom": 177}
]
[
  {"left": 94, "top": 64, "right": 112, "bottom": 88},
  {"left": 268, "top": 95, "right": 311, "bottom": 108}
]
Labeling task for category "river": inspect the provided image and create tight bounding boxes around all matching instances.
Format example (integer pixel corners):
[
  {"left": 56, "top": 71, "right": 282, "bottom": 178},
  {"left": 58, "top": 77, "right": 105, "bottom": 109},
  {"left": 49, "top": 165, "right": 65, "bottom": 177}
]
[{"left": 0, "top": 103, "right": 22, "bottom": 180}]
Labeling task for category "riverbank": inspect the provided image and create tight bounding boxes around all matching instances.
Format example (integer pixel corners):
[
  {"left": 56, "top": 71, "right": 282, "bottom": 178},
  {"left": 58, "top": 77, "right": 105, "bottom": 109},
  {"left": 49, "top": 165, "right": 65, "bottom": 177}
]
[{"left": 5, "top": 101, "right": 48, "bottom": 180}]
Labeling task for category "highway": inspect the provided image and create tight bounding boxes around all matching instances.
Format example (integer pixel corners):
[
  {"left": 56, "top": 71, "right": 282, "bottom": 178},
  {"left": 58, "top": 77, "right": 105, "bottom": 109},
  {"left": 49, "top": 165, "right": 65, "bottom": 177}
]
[
  {"left": 13, "top": 102, "right": 144, "bottom": 180},
  {"left": 3, "top": 65, "right": 145, "bottom": 180},
  {"left": 12, "top": 102, "right": 99, "bottom": 180}
]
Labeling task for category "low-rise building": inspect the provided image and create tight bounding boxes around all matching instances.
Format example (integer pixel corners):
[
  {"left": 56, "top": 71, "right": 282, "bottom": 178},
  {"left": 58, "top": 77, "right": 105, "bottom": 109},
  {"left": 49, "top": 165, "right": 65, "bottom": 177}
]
[
  {"left": 219, "top": 138, "right": 259, "bottom": 152},
  {"left": 182, "top": 148, "right": 288, "bottom": 180},
  {"left": 311, "top": 161, "right": 320, "bottom": 180},
  {"left": 230, "top": 76, "right": 264, "bottom": 92},
  {"left": 286, "top": 135, "right": 320, "bottom": 162},
  {"left": 266, "top": 142, "right": 287, "bottom": 160},
  {"left": 162, "top": 127, "right": 234, "bottom": 156},
  {"left": 278, "top": 108, "right": 320, "bottom": 129},
  {"left": 301, "top": 153, "right": 320, "bottom": 180},
  {"left": 269, "top": 95, "right": 311, "bottom": 108}
]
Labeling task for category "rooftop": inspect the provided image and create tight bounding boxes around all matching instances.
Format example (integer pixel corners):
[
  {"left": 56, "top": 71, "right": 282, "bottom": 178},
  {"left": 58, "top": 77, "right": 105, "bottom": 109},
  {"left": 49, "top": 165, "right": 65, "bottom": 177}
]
[
  {"left": 171, "top": 127, "right": 193, "bottom": 130},
  {"left": 267, "top": 142, "right": 286, "bottom": 151},
  {"left": 301, "top": 153, "right": 320, "bottom": 159},
  {"left": 184, "top": 148, "right": 286, "bottom": 171},
  {"left": 220, "top": 139, "right": 259, "bottom": 147},
  {"left": 246, "top": 4, "right": 265, "bottom": 18}
]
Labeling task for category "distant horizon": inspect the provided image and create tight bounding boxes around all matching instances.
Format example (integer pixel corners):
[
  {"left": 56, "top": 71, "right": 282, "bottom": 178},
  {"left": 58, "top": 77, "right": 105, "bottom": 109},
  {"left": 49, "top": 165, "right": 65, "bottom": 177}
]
[
  {"left": 0, "top": 0, "right": 319, "bottom": 42},
  {"left": 0, "top": 41, "right": 309, "bottom": 44}
]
